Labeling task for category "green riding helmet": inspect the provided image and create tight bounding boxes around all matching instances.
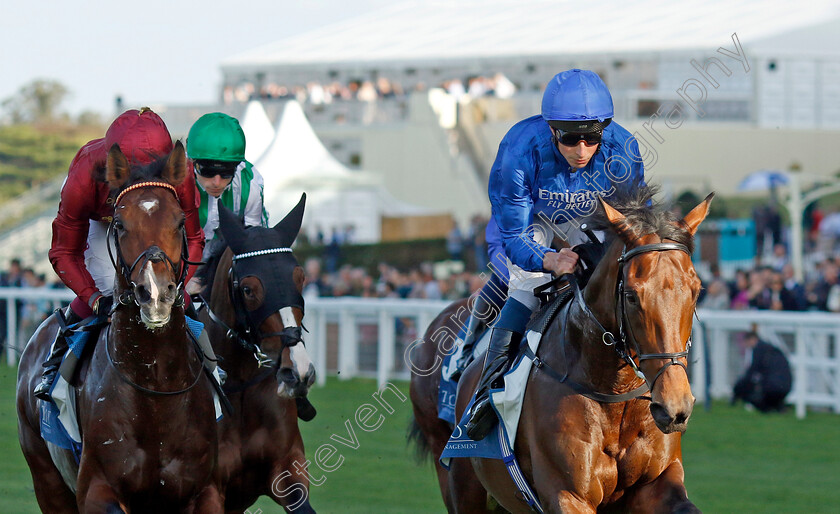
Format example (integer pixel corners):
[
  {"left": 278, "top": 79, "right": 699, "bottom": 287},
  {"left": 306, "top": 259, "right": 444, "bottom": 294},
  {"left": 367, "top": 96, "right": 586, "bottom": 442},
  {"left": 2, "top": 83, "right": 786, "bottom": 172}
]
[{"left": 187, "top": 112, "right": 246, "bottom": 162}]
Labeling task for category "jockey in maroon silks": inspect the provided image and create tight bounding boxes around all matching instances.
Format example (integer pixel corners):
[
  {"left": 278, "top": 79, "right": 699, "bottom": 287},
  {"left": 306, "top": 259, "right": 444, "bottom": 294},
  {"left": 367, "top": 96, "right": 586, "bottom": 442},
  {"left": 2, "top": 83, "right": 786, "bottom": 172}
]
[{"left": 34, "top": 108, "right": 206, "bottom": 399}]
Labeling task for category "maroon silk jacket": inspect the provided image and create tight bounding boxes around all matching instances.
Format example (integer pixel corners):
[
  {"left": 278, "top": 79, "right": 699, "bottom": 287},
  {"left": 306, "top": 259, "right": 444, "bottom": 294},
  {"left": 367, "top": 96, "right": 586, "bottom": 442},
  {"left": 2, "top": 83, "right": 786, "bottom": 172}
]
[{"left": 49, "top": 109, "right": 204, "bottom": 307}]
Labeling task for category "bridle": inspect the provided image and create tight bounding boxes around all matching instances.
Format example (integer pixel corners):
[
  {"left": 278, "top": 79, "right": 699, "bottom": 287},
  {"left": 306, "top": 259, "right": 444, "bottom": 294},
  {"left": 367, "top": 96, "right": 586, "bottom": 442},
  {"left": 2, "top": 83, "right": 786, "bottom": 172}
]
[
  {"left": 201, "top": 246, "right": 305, "bottom": 369},
  {"left": 567, "top": 241, "right": 693, "bottom": 395},
  {"left": 103, "top": 180, "right": 204, "bottom": 395},
  {"left": 106, "top": 181, "right": 195, "bottom": 309}
]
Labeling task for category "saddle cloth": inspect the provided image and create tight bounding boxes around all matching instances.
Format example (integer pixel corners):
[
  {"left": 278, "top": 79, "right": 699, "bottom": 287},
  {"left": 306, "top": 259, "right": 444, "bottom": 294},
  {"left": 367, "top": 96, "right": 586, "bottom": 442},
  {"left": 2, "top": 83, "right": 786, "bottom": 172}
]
[
  {"left": 437, "top": 329, "right": 490, "bottom": 424},
  {"left": 439, "top": 330, "right": 543, "bottom": 467},
  {"left": 40, "top": 317, "right": 223, "bottom": 464}
]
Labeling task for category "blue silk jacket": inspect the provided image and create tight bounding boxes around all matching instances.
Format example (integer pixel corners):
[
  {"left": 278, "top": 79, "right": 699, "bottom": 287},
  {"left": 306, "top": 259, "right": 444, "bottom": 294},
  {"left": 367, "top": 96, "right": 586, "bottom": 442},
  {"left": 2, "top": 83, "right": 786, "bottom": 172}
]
[{"left": 488, "top": 115, "right": 645, "bottom": 272}]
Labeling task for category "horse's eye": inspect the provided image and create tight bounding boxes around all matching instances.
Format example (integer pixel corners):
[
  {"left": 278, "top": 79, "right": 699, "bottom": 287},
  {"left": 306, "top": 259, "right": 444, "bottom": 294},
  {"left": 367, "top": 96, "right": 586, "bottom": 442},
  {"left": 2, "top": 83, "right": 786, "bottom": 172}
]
[
  {"left": 114, "top": 220, "right": 124, "bottom": 231},
  {"left": 242, "top": 286, "right": 253, "bottom": 297},
  {"left": 624, "top": 291, "right": 638, "bottom": 305}
]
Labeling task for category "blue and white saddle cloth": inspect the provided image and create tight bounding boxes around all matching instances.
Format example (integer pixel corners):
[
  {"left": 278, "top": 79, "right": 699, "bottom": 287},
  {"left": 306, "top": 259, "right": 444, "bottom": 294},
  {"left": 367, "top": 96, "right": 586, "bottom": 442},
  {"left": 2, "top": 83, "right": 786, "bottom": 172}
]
[
  {"left": 40, "top": 317, "right": 223, "bottom": 465},
  {"left": 437, "top": 328, "right": 490, "bottom": 424},
  {"left": 439, "top": 330, "right": 545, "bottom": 512}
]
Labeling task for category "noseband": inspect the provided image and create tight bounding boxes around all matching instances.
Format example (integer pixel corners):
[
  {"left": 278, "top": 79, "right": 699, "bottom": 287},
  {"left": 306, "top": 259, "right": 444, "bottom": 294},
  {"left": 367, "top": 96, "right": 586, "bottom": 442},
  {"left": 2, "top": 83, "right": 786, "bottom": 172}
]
[{"left": 107, "top": 181, "right": 192, "bottom": 309}]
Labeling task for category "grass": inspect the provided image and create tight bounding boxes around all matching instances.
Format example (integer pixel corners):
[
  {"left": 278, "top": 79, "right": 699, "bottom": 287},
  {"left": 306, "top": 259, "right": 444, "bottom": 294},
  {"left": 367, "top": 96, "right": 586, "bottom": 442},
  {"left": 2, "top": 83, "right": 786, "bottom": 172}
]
[{"left": 1, "top": 364, "right": 839, "bottom": 513}]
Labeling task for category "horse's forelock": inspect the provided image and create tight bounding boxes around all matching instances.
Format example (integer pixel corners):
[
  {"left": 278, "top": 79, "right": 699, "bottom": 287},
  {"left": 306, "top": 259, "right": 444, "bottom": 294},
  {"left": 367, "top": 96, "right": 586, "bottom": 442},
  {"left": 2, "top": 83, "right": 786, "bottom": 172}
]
[
  {"left": 587, "top": 183, "right": 695, "bottom": 253},
  {"left": 108, "top": 153, "right": 170, "bottom": 198}
]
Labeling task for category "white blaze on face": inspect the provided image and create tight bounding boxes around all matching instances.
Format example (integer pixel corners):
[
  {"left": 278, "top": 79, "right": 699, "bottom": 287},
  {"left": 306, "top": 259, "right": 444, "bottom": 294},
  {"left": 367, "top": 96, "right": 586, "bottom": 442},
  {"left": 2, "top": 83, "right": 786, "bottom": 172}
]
[
  {"left": 279, "top": 306, "right": 313, "bottom": 379},
  {"left": 138, "top": 260, "right": 170, "bottom": 329},
  {"left": 140, "top": 199, "right": 159, "bottom": 214}
]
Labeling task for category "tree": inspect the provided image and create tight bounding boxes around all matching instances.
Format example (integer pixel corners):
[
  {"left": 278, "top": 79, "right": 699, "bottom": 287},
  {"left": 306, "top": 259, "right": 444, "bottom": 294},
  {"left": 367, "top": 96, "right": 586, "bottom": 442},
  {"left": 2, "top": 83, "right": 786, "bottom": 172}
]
[{"left": 1, "top": 79, "right": 70, "bottom": 124}]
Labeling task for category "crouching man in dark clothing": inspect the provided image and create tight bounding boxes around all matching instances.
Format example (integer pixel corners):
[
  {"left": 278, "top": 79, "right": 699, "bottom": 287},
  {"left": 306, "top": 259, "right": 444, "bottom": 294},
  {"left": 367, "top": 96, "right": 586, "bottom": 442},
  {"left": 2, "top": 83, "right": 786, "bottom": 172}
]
[{"left": 732, "top": 331, "right": 792, "bottom": 412}]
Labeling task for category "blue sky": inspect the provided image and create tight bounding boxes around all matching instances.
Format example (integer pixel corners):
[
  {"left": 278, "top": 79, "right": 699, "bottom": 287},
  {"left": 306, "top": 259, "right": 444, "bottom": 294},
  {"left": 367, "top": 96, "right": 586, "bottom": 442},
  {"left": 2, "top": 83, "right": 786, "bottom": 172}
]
[{"left": 0, "top": 1, "right": 392, "bottom": 116}]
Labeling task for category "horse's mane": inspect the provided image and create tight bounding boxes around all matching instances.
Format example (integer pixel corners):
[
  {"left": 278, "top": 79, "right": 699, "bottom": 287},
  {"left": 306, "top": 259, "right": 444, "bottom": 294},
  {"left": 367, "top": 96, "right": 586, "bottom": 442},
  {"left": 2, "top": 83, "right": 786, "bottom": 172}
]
[{"left": 586, "top": 182, "right": 695, "bottom": 253}]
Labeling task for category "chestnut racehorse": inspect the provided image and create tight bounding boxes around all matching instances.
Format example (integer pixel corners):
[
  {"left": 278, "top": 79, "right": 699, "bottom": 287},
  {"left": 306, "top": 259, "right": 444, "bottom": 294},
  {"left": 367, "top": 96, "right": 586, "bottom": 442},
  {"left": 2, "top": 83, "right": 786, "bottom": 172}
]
[
  {"left": 197, "top": 196, "right": 316, "bottom": 513},
  {"left": 17, "top": 142, "right": 224, "bottom": 512},
  {"left": 411, "top": 187, "right": 712, "bottom": 513}
]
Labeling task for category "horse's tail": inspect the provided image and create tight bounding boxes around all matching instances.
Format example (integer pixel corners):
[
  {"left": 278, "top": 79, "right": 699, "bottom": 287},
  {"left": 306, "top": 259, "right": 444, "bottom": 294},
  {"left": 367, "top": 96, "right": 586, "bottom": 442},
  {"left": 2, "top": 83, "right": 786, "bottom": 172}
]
[{"left": 407, "top": 415, "right": 432, "bottom": 464}]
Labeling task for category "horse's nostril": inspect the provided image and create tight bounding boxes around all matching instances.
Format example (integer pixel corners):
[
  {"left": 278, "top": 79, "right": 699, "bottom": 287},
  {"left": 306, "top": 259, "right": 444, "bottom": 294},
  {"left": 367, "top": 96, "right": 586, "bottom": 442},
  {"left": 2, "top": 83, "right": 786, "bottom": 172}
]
[
  {"left": 649, "top": 403, "right": 671, "bottom": 425},
  {"left": 277, "top": 367, "right": 298, "bottom": 385},
  {"left": 134, "top": 284, "right": 150, "bottom": 303}
]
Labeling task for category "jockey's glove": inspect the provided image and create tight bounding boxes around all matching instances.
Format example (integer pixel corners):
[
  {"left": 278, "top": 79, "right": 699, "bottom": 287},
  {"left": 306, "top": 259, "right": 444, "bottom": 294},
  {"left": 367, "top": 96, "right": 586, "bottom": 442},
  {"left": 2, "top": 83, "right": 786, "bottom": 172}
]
[{"left": 91, "top": 293, "right": 114, "bottom": 316}]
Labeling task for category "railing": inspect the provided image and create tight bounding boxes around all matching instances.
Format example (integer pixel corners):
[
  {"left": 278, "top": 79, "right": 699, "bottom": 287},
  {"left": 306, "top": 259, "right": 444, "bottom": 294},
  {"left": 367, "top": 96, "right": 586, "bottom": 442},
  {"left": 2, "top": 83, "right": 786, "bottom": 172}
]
[
  {"left": 1, "top": 287, "right": 74, "bottom": 366},
  {"left": 2, "top": 288, "right": 837, "bottom": 418}
]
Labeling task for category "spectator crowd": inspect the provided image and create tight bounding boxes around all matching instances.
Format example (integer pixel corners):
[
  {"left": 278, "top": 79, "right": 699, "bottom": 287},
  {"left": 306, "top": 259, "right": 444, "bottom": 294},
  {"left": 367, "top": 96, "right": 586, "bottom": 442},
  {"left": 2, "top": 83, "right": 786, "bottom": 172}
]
[
  {"left": 700, "top": 245, "right": 840, "bottom": 312},
  {"left": 3, "top": 216, "right": 840, "bottom": 355},
  {"left": 222, "top": 73, "right": 517, "bottom": 106}
]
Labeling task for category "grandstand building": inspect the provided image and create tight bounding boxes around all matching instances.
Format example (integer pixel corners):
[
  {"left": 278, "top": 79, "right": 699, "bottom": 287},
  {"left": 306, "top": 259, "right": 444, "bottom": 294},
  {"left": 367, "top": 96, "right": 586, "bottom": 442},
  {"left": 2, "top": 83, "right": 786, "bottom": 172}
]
[{"left": 115, "top": 0, "right": 840, "bottom": 239}]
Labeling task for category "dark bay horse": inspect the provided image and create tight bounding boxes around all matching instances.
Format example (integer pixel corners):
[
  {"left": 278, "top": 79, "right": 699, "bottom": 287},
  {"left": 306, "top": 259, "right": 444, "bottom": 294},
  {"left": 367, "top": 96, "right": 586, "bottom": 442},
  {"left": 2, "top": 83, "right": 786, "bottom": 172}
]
[
  {"left": 17, "top": 142, "right": 223, "bottom": 512},
  {"left": 196, "top": 196, "right": 315, "bottom": 513},
  {"left": 411, "top": 188, "right": 712, "bottom": 513}
]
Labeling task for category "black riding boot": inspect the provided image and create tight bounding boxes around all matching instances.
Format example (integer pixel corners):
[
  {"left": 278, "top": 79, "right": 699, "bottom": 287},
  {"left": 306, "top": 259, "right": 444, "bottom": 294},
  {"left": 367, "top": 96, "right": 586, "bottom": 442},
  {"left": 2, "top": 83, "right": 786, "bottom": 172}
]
[
  {"left": 464, "top": 327, "right": 521, "bottom": 441},
  {"left": 450, "top": 295, "right": 491, "bottom": 383},
  {"left": 34, "top": 309, "right": 82, "bottom": 401}
]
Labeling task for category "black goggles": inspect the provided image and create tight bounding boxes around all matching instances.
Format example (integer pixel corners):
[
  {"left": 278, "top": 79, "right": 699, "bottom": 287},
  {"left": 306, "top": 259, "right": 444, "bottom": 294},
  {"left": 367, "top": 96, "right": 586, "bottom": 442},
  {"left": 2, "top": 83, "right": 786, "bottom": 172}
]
[
  {"left": 553, "top": 129, "right": 602, "bottom": 147},
  {"left": 194, "top": 160, "right": 238, "bottom": 180}
]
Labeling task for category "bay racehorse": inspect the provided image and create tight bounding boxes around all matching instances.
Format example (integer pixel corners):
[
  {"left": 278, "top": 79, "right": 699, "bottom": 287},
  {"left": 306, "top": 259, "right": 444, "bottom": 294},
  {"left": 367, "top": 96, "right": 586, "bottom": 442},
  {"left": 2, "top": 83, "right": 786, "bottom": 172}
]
[
  {"left": 17, "top": 142, "right": 224, "bottom": 512},
  {"left": 196, "top": 195, "right": 316, "bottom": 513},
  {"left": 411, "top": 187, "right": 712, "bottom": 513}
]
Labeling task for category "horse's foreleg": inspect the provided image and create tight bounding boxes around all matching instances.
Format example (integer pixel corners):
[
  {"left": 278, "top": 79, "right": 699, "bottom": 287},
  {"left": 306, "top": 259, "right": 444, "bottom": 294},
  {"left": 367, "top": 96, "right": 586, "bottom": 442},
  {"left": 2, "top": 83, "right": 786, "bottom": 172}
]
[
  {"left": 267, "top": 457, "right": 316, "bottom": 513},
  {"left": 448, "top": 457, "right": 490, "bottom": 514},
  {"left": 546, "top": 492, "right": 598, "bottom": 514},
  {"left": 77, "top": 476, "right": 125, "bottom": 514},
  {"left": 623, "top": 461, "right": 700, "bottom": 514},
  {"left": 192, "top": 484, "right": 225, "bottom": 513}
]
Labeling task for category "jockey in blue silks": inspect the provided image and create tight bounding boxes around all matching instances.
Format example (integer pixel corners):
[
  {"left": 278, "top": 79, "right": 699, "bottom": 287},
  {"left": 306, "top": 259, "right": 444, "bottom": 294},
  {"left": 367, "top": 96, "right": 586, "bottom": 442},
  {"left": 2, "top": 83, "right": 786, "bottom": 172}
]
[{"left": 464, "top": 69, "right": 646, "bottom": 440}]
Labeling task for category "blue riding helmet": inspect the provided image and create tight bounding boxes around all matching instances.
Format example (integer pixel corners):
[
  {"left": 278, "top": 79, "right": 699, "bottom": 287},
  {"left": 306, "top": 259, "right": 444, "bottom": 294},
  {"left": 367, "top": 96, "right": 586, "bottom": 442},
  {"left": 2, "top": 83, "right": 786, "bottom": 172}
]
[{"left": 541, "top": 69, "right": 614, "bottom": 133}]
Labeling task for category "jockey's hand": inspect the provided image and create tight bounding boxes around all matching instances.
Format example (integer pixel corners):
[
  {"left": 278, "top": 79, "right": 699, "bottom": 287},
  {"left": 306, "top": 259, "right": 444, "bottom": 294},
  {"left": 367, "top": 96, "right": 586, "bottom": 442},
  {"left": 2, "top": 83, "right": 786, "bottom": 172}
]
[
  {"left": 92, "top": 294, "right": 113, "bottom": 316},
  {"left": 542, "top": 248, "right": 579, "bottom": 277},
  {"left": 186, "top": 277, "right": 204, "bottom": 296}
]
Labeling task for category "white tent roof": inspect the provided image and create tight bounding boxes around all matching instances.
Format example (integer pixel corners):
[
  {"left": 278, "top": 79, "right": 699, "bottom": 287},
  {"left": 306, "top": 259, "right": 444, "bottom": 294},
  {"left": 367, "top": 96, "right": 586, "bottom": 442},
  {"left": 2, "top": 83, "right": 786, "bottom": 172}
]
[
  {"left": 257, "top": 100, "right": 360, "bottom": 192},
  {"left": 222, "top": 0, "right": 840, "bottom": 68},
  {"left": 257, "top": 100, "right": 433, "bottom": 243},
  {"left": 240, "top": 100, "right": 275, "bottom": 163}
]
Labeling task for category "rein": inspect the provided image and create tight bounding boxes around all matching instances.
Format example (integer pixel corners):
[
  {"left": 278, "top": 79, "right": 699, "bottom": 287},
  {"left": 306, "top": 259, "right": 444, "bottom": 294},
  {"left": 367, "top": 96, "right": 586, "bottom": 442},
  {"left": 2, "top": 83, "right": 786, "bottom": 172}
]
[
  {"left": 529, "top": 241, "right": 692, "bottom": 401},
  {"left": 104, "top": 323, "right": 205, "bottom": 396}
]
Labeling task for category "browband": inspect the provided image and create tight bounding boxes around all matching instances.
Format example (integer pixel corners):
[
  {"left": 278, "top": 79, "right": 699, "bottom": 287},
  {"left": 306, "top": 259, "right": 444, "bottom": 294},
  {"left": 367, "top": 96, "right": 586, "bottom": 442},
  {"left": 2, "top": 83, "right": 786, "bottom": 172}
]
[{"left": 115, "top": 181, "right": 178, "bottom": 206}]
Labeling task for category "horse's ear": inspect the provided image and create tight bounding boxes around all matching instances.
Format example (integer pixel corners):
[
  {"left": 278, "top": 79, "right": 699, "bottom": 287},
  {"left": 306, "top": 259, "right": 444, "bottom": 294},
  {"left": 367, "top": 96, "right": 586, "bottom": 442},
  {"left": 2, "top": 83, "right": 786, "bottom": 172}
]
[
  {"left": 105, "top": 144, "right": 131, "bottom": 190},
  {"left": 217, "top": 204, "right": 248, "bottom": 252},
  {"left": 599, "top": 197, "right": 626, "bottom": 226},
  {"left": 273, "top": 193, "right": 306, "bottom": 247},
  {"left": 162, "top": 140, "right": 187, "bottom": 187},
  {"left": 682, "top": 192, "right": 715, "bottom": 235}
]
